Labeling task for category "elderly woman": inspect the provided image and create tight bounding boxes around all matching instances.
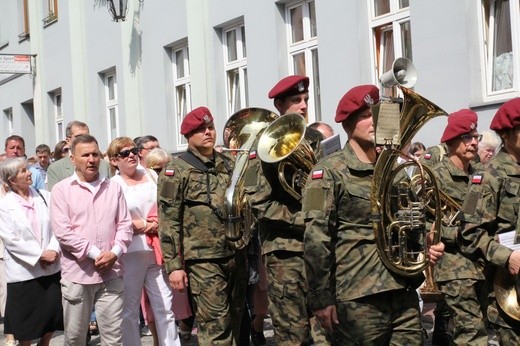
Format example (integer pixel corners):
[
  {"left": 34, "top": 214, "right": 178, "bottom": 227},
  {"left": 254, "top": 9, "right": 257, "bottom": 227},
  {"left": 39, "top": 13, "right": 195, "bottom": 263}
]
[
  {"left": 0, "top": 158, "right": 62, "bottom": 345},
  {"left": 477, "top": 130, "right": 500, "bottom": 164},
  {"left": 107, "top": 137, "right": 179, "bottom": 346}
]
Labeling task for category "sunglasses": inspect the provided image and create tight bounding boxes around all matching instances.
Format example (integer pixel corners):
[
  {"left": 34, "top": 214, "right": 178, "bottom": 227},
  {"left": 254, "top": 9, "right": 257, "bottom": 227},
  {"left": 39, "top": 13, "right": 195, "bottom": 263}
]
[{"left": 118, "top": 147, "right": 139, "bottom": 158}]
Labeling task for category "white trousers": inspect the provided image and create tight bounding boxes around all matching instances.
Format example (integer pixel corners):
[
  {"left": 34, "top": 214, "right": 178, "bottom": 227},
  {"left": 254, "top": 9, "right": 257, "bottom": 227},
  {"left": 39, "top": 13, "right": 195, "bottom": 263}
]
[
  {"left": 121, "top": 251, "right": 180, "bottom": 346},
  {"left": 61, "top": 277, "right": 124, "bottom": 345}
]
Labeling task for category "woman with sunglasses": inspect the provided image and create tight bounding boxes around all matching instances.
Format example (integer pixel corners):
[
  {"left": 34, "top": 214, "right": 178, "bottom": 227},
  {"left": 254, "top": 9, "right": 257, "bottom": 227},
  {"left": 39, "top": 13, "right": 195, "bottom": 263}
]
[{"left": 107, "top": 137, "right": 179, "bottom": 346}]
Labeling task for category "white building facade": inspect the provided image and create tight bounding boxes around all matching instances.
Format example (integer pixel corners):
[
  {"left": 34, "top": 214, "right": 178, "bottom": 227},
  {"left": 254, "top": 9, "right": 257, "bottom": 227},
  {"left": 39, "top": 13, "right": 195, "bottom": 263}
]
[{"left": 0, "top": 0, "right": 518, "bottom": 153}]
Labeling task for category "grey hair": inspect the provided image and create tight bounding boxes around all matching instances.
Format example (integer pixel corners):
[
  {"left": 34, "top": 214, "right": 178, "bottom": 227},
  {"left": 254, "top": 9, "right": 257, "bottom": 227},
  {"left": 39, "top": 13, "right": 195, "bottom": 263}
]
[
  {"left": 479, "top": 130, "right": 501, "bottom": 150},
  {"left": 0, "top": 157, "right": 27, "bottom": 188}
]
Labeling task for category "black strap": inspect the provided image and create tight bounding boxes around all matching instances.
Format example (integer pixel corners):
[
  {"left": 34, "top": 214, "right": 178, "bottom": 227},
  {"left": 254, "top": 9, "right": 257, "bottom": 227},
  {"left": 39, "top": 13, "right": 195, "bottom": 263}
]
[{"left": 35, "top": 188, "right": 48, "bottom": 208}]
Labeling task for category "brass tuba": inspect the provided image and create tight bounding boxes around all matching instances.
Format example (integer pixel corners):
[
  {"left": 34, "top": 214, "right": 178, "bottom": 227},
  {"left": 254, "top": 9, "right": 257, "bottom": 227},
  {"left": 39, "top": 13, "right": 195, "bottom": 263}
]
[
  {"left": 371, "top": 86, "right": 448, "bottom": 276},
  {"left": 257, "top": 113, "right": 317, "bottom": 201},
  {"left": 494, "top": 266, "right": 520, "bottom": 321},
  {"left": 222, "top": 107, "right": 278, "bottom": 250}
]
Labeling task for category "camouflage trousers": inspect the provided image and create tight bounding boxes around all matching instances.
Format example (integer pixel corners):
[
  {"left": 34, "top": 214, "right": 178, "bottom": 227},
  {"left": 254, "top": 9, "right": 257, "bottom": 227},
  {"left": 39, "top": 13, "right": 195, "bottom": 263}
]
[
  {"left": 333, "top": 288, "right": 422, "bottom": 345},
  {"left": 264, "top": 251, "right": 329, "bottom": 346},
  {"left": 437, "top": 278, "right": 488, "bottom": 345},
  {"left": 186, "top": 254, "right": 246, "bottom": 346},
  {"left": 487, "top": 297, "right": 520, "bottom": 345}
]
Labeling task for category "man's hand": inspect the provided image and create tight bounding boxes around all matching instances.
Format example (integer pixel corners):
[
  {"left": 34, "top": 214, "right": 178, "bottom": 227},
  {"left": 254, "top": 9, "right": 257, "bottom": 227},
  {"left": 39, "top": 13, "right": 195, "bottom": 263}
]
[
  {"left": 169, "top": 269, "right": 188, "bottom": 293},
  {"left": 508, "top": 250, "right": 520, "bottom": 275},
  {"left": 94, "top": 251, "right": 118, "bottom": 273},
  {"left": 313, "top": 305, "right": 338, "bottom": 332},
  {"left": 428, "top": 242, "right": 445, "bottom": 265},
  {"left": 39, "top": 250, "right": 59, "bottom": 268}
]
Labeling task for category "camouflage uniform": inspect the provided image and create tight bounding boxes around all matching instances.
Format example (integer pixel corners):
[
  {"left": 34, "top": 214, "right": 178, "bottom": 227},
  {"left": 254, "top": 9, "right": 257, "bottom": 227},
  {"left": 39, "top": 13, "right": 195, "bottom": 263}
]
[
  {"left": 303, "top": 143, "right": 423, "bottom": 345},
  {"left": 158, "top": 148, "right": 246, "bottom": 346},
  {"left": 460, "top": 149, "right": 520, "bottom": 342},
  {"left": 419, "top": 143, "right": 448, "bottom": 167},
  {"left": 430, "top": 155, "right": 488, "bottom": 345},
  {"left": 245, "top": 127, "right": 329, "bottom": 345}
]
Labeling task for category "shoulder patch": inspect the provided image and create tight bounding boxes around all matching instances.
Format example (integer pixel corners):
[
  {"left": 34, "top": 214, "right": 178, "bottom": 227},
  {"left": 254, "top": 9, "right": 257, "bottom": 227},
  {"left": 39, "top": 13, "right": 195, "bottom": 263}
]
[
  {"left": 424, "top": 153, "right": 432, "bottom": 160},
  {"left": 249, "top": 150, "right": 257, "bottom": 160},
  {"left": 471, "top": 174, "right": 483, "bottom": 184},
  {"left": 311, "top": 169, "right": 324, "bottom": 180},
  {"left": 164, "top": 169, "right": 175, "bottom": 176}
]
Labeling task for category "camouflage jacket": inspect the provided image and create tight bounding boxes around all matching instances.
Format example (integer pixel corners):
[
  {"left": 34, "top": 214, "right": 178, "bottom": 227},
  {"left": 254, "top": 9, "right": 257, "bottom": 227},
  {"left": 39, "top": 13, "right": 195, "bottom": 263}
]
[
  {"left": 460, "top": 149, "right": 520, "bottom": 270},
  {"left": 246, "top": 126, "right": 323, "bottom": 255},
  {"left": 302, "top": 143, "right": 411, "bottom": 311},
  {"left": 158, "top": 148, "right": 235, "bottom": 274},
  {"left": 431, "top": 155, "right": 485, "bottom": 282},
  {"left": 420, "top": 143, "right": 448, "bottom": 167}
]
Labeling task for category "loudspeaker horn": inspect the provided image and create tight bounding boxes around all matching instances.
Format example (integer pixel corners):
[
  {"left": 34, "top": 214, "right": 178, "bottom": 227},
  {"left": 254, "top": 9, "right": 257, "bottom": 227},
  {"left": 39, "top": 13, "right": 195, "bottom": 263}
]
[{"left": 380, "top": 57, "right": 417, "bottom": 88}]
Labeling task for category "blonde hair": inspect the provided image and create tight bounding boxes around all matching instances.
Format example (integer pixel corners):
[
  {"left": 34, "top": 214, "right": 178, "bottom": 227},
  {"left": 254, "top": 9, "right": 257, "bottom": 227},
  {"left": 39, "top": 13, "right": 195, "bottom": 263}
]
[{"left": 145, "top": 148, "right": 171, "bottom": 170}]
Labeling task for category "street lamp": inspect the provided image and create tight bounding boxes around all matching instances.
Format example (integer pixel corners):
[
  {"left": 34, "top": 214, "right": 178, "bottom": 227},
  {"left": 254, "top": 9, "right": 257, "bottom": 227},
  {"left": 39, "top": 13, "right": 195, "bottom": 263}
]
[{"left": 107, "top": 0, "right": 128, "bottom": 22}]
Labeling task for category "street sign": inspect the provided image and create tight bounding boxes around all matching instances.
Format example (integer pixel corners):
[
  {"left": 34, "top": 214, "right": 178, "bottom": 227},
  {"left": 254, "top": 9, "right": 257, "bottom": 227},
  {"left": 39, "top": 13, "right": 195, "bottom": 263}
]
[{"left": 0, "top": 54, "right": 32, "bottom": 74}]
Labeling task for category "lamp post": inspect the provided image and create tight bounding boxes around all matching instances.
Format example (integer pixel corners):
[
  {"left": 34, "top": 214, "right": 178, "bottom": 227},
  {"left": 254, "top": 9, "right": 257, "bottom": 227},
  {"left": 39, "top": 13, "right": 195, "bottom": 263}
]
[{"left": 107, "top": 0, "right": 129, "bottom": 22}]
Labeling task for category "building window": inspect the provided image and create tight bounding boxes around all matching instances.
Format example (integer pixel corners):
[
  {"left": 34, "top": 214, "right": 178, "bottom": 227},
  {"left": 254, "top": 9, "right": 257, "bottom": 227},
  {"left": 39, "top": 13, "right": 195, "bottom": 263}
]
[
  {"left": 370, "top": 0, "right": 412, "bottom": 95},
  {"left": 286, "top": 0, "right": 321, "bottom": 122},
  {"left": 4, "top": 108, "right": 14, "bottom": 135},
  {"left": 18, "top": 0, "right": 30, "bottom": 40},
  {"left": 223, "top": 23, "right": 248, "bottom": 116},
  {"left": 52, "top": 90, "right": 63, "bottom": 142},
  {"left": 481, "top": 0, "right": 519, "bottom": 98},
  {"left": 172, "top": 44, "right": 191, "bottom": 147},
  {"left": 43, "top": 0, "right": 58, "bottom": 25},
  {"left": 103, "top": 72, "right": 119, "bottom": 142}
]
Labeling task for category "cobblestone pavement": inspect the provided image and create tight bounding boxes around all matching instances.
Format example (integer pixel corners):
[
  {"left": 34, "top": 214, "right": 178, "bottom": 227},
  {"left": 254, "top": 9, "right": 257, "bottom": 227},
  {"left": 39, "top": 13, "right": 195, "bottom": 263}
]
[{"left": 0, "top": 303, "right": 499, "bottom": 345}]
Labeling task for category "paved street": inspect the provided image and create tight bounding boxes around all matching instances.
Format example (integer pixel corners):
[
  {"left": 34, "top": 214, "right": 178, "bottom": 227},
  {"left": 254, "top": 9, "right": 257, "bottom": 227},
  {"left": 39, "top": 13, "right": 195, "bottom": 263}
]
[{"left": 0, "top": 303, "right": 498, "bottom": 345}]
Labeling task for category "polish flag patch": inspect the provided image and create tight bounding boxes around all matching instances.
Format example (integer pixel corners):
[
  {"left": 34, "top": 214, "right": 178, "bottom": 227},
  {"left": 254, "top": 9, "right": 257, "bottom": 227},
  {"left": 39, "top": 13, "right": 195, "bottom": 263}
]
[
  {"left": 165, "top": 169, "right": 175, "bottom": 176},
  {"left": 311, "top": 169, "right": 324, "bottom": 180},
  {"left": 424, "top": 153, "right": 432, "bottom": 160},
  {"left": 249, "top": 150, "right": 257, "bottom": 160},
  {"left": 471, "top": 174, "right": 483, "bottom": 184}
]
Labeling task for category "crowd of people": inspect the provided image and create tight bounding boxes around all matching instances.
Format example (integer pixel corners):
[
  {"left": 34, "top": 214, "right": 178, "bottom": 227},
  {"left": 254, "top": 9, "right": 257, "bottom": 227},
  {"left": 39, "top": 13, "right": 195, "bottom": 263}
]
[{"left": 0, "top": 75, "right": 519, "bottom": 346}]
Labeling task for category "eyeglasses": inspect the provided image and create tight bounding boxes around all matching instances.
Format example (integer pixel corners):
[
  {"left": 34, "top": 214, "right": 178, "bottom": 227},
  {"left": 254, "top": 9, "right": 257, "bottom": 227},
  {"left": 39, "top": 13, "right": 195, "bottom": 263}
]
[
  {"left": 117, "top": 147, "right": 139, "bottom": 158},
  {"left": 460, "top": 134, "right": 483, "bottom": 143}
]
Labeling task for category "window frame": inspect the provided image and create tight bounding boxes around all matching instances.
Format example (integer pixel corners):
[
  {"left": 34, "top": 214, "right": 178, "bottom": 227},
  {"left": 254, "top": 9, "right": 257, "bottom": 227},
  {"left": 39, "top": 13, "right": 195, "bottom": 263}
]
[
  {"left": 52, "top": 90, "right": 63, "bottom": 142},
  {"left": 369, "top": 0, "right": 412, "bottom": 90},
  {"left": 4, "top": 108, "right": 14, "bottom": 135},
  {"left": 103, "top": 72, "right": 119, "bottom": 143},
  {"left": 43, "top": 0, "right": 58, "bottom": 26},
  {"left": 18, "top": 0, "right": 30, "bottom": 40},
  {"left": 285, "top": 0, "right": 320, "bottom": 123},
  {"left": 222, "top": 22, "right": 248, "bottom": 117},
  {"left": 478, "top": 0, "right": 520, "bottom": 102},
  {"left": 171, "top": 43, "right": 192, "bottom": 149}
]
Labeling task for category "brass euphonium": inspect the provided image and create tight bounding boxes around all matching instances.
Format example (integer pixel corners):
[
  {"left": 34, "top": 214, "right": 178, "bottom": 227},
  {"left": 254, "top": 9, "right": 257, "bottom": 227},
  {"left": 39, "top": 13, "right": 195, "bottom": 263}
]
[
  {"left": 257, "top": 113, "right": 317, "bottom": 201},
  {"left": 371, "top": 86, "right": 448, "bottom": 277},
  {"left": 222, "top": 107, "right": 278, "bottom": 250}
]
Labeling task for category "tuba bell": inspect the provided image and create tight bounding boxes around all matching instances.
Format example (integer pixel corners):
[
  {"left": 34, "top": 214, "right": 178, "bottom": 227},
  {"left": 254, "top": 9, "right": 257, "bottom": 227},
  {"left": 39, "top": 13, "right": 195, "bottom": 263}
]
[
  {"left": 222, "top": 107, "right": 278, "bottom": 250},
  {"left": 257, "top": 113, "right": 317, "bottom": 201},
  {"left": 371, "top": 84, "right": 448, "bottom": 277}
]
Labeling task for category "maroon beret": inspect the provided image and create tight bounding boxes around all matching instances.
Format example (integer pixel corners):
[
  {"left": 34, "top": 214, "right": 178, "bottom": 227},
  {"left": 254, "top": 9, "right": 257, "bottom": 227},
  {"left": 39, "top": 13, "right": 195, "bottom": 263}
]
[
  {"left": 335, "top": 85, "right": 379, "bottom": 123},
  {"left": 440, "top": 109, "right": 478, "bottom": 143},
  {"left": 268, "top": 75, "right": 309, "bottom": 99},
  {"left": 180, "top": 107, "right": 214, "bottom": 135},
  {"left": 490, "top": 98, "right": 520, "bottom": 131}
]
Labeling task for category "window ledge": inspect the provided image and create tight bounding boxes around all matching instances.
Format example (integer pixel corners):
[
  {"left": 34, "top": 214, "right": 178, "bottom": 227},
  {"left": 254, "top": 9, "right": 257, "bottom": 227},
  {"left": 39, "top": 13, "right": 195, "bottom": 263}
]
[
  {"left": 0, "top": 41, "right": 8, "bottom": 50},
  {"left": 469, "top": 91, "right": 520, "bottom": 108},
  {"left": 43, "top": 14, "right": 58, "bottom": 27},
  {"left": 18, "top": 32, "right": 29, "bottom": 42}
]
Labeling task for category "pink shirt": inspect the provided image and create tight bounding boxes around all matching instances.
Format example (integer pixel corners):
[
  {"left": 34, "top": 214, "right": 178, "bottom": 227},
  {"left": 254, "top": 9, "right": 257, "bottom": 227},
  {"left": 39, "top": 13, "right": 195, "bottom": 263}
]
[{"left": 50, "top": 173, "right": 133, "bottom": 284}]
